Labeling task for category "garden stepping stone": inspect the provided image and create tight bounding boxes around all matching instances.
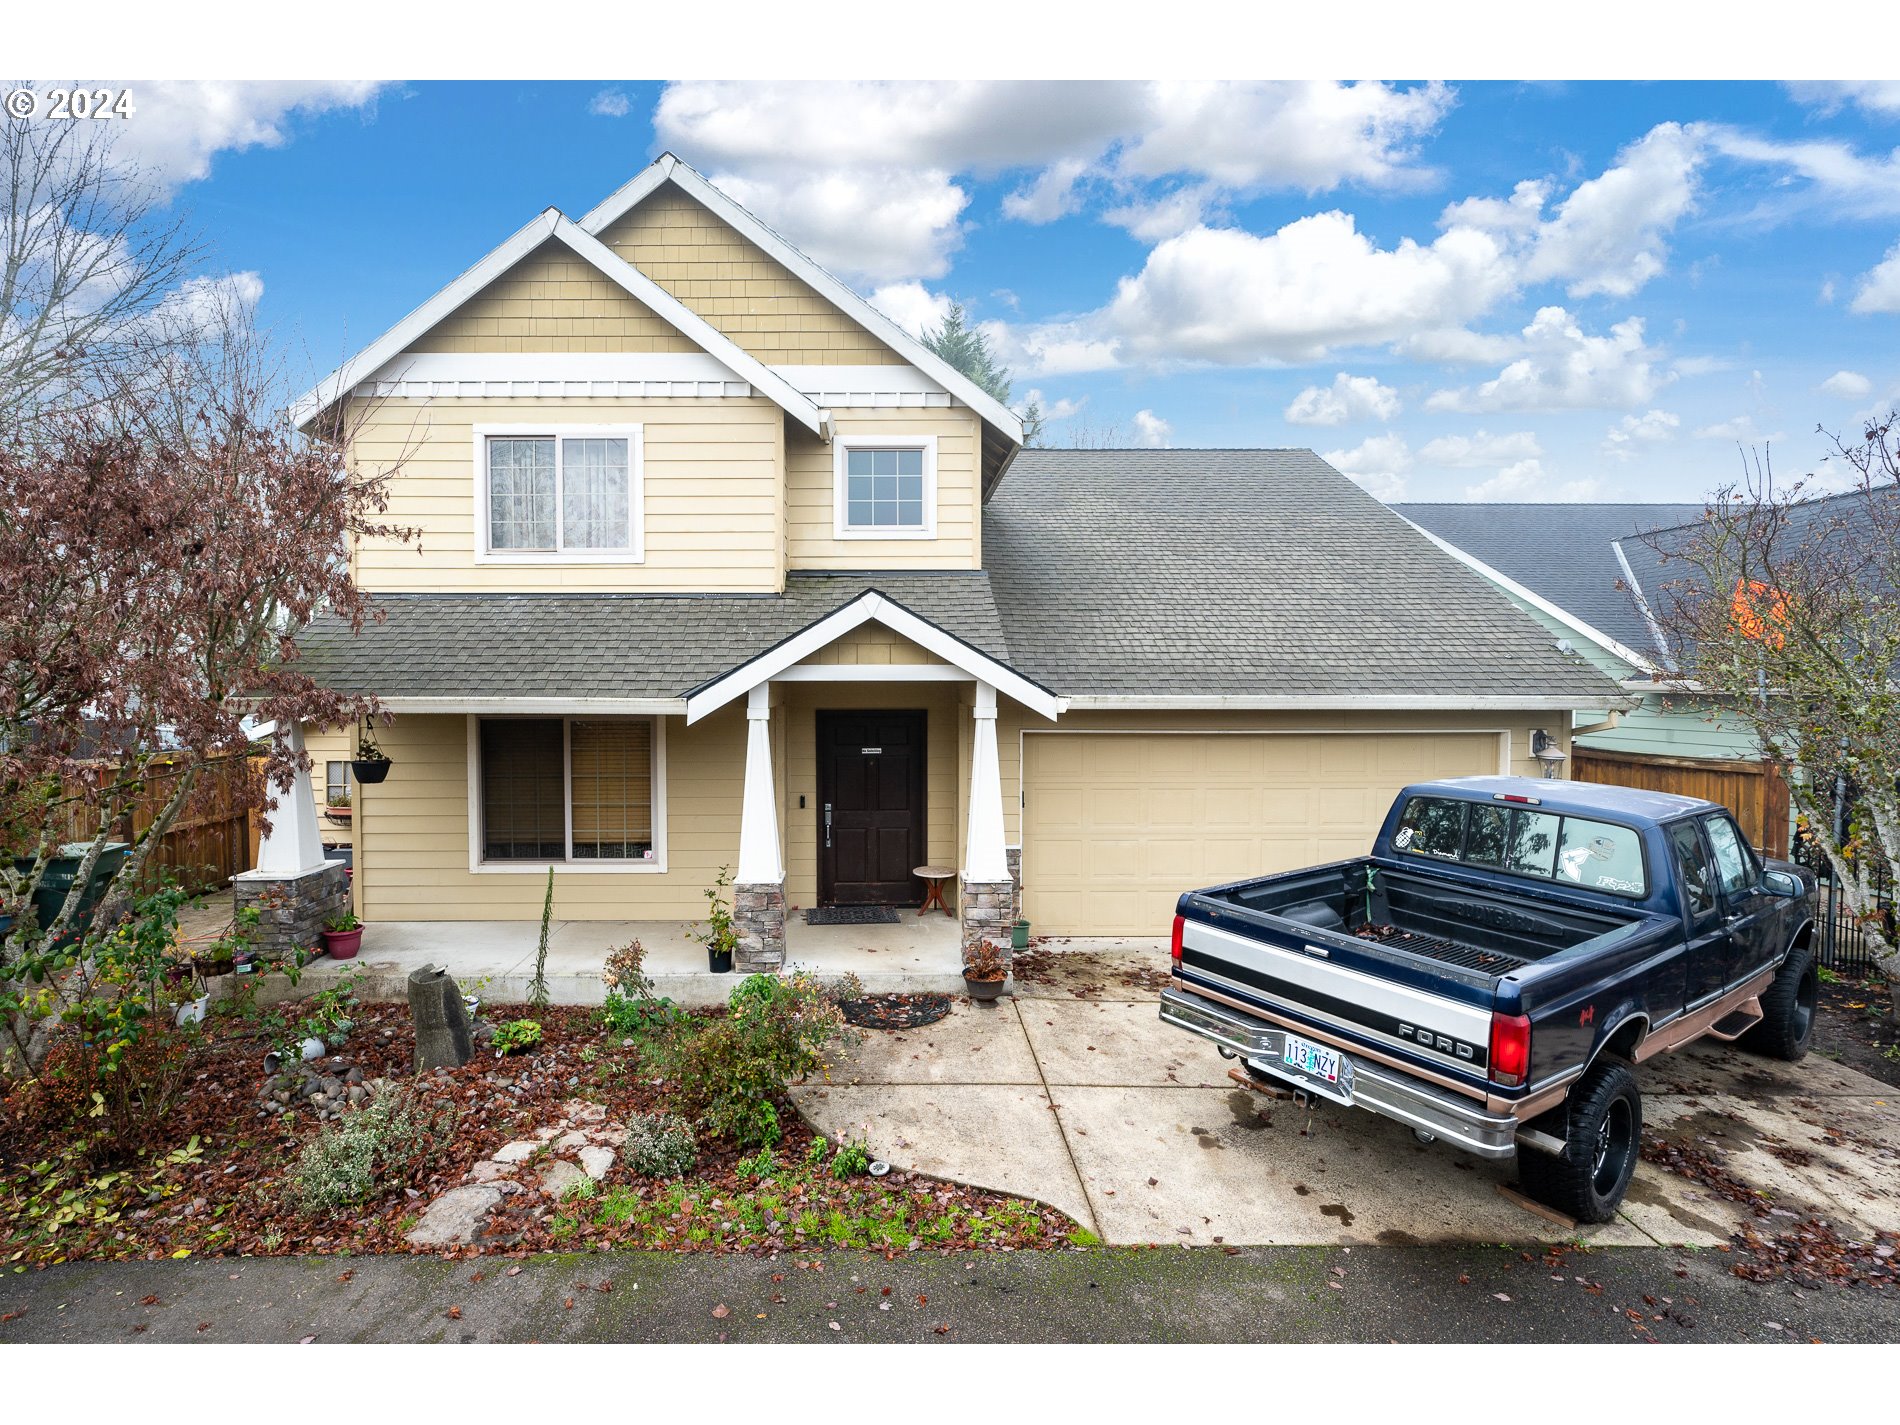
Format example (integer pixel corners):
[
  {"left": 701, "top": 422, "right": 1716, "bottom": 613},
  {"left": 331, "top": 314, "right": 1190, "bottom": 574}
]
[
  {"left": 406, "top": 1185, "right": 503, "bottom": 1246},
  {"left": 492, "top": 1139, "right": 540, "bottom": 1164},
  {"left": 578, "top": 1146, "right": 616, "bottom": 1180},
  {"left": 554, "top": 1129, "right": 591, "bottom": 1151},
  {"left": 539, "top": 1159, "right": 588, "bottom": 1197}
]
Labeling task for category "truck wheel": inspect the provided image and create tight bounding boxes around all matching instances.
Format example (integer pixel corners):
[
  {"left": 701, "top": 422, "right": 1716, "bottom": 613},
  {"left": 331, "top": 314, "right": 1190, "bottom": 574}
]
[
  {"left": 1518, "top": 1059, "right": 1642, "bottom": 1225},
  {"left": 1742, "top": 945, "right": 1817, "bottom": 1062}
]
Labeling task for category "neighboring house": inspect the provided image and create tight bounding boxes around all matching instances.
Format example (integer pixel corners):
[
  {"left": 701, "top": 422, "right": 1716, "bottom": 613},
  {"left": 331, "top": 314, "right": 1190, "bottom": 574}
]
[
  {"left": 267, "top": 153, "right": 1625, "bottom": 970},
  {"left": 1392, "top": 501, "right": 1792, "bottom": 852}
]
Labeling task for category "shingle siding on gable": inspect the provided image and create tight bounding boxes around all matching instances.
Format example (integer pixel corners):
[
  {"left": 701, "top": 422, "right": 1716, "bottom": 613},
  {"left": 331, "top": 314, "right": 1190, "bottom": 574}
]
[
  {"left": 409, "top": 240, "right": 697, "bottom": 354},
  {"left": 596, "top": 188, "right": 902, "bottom": 366}
]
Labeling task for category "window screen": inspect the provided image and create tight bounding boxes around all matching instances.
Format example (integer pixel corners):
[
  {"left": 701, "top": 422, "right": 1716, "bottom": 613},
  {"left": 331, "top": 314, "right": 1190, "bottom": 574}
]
[
  {"left": 569, "top": 720, "right": 653, "bottom": 860},
  {"left": 844, "top": 447, "right": 926, "bottom": 529},
  {"left": 487, "top": 437, "right": 557, "bottom": 550},
  {"left": 560, "top": 438, "right": 630, "bottom": 550},
  {"left": 480, "top": 719, "right": 565, "bottom": 859}
]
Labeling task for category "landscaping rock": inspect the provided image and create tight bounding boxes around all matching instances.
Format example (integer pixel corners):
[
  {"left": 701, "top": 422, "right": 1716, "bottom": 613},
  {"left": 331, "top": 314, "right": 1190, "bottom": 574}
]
[
  {"left": 405, "top": 1185, "right": 503, "bottom": 1247},
  {"left": 492, "top": 1140, "right": 539, "bottom": 1164},
  {"left": 466, "top": 1160, "right": 517, "bottom": 1184},
  {"left": 578, "top": 1146, "right": 615, "bottom": 1180},
  {"left": 555, "top": 1129, "right": 590, "bottom": 1151},
  {"left": 538, "top": 1159, "right": 587, "bottom": 1198}
]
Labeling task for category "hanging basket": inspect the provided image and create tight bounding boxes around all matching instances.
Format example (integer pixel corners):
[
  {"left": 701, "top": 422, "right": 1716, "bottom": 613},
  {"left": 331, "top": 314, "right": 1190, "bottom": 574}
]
[{"left": 351, "top": 757, "right": 392, "bottom": 785}]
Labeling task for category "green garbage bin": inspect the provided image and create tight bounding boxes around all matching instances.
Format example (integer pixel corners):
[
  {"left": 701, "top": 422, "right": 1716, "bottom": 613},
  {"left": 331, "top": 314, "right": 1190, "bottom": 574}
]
[{"left": 20, "top": 841, "right": 131, "bottom": 943}]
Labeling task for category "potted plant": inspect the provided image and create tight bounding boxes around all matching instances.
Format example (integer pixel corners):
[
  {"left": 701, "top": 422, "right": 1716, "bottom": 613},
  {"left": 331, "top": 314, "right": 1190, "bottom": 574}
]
[
  {"left": 321, "top": 909, "right": 363, "bottom": 960},
  {"left": 325, "top": 786, "right": 352, "bottom": 820},
  {"left": 351, "top": 728, "right": 392, "bottom": 785},
  {"left": 691, "top": 865, "right": 739, "bottom": 973},
  {"left": 1011, "top": 916, "right": 1031, "bottom": 950},
  {"left": 963, "top": 939, "right": 1009, "bottom": 1004}
]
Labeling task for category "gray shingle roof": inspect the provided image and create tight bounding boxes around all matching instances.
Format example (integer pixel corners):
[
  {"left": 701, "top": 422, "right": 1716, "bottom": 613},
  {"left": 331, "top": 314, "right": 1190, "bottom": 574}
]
[
  {"left": 294, "top": 573, "right": 1008, "bottom": 700},
  {"left": 1392, "top": 502, "right": 1705, "bottom": 661},
  {"left": 983, "top": 450, "right": 1624, "bottom": 701}
]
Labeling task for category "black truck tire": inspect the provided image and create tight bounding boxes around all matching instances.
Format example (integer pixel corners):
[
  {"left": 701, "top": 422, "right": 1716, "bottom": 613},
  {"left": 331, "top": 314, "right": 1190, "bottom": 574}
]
[
  {"left": 1518, "top": 1058, "right": 1642, "bottom": 1225},
  {"left": 1742, "top": 945, "right": 1818, "bottom": 1062}
]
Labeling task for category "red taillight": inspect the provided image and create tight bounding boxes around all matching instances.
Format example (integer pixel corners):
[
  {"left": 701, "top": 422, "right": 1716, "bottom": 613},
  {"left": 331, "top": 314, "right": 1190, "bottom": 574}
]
[
  {"left": 1489, "top": 1012, "right": 1531, "bottom": 1086},
  {"left": 1170, "top": 914, "right": 1185, "bottom": 968}
]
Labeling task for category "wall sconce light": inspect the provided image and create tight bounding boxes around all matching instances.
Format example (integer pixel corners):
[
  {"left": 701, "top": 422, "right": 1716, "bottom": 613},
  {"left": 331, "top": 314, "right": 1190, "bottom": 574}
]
[{"left": 1530, "top": 728, "right": 1568, "bottom": 780}]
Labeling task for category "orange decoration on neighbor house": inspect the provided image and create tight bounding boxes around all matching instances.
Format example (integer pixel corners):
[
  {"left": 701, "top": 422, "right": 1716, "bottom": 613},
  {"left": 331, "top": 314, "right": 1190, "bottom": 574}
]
[{"left": 1731, "top": 578, "right": 1789, "bottom": 647}]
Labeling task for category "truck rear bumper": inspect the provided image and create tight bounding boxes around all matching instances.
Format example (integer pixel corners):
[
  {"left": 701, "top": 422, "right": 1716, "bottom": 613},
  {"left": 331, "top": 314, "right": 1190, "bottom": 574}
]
[{"left": 1160, "top": 987, "right": 1522, "bottom": 1160}]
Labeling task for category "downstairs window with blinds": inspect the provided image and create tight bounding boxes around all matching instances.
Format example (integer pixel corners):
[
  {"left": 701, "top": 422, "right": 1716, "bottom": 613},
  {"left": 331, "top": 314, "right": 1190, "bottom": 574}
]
[{"left": 478, "top": 718, "right": 659, "bottom": 866}]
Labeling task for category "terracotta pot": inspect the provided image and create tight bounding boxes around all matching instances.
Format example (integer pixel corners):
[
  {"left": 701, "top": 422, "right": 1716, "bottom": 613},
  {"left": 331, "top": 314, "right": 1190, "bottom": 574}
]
[
  {"left": 321, "top": 927, "right": 363, "bottom": 960},
  {"left": 964, "top": 975, "right": 1006, "bottom": 1004}
]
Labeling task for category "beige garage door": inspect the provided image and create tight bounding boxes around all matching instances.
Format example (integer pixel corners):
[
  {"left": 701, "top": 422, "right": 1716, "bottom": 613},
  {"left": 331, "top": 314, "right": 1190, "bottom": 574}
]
[{"left": 1021, "top": 731, "right": 1502, "bottom": 936}]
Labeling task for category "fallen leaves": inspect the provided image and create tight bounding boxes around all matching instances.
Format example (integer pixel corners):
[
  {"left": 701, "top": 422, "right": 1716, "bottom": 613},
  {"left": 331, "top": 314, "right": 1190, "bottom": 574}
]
[
  {"left": 711, "top": 1304, "right": 730, "bottom": 1319},
  {"left": 445, "top": 1306, "right": 462, "bottom": 1320}
]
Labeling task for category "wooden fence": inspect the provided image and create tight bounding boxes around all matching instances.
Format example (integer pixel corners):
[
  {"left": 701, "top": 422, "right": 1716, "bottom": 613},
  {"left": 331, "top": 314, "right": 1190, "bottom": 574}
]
[
  {"left": 40, "top": 755, "right": 262, "bottom": 893},
  {"left": 1570, "top": 749, "right": 1791, "bottom": 858}
]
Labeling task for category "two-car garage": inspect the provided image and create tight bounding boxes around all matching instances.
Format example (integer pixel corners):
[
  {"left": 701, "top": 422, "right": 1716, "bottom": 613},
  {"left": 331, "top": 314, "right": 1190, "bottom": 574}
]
[{"left": 1018, "top": 730, "right": 1508, "bottom": 936}]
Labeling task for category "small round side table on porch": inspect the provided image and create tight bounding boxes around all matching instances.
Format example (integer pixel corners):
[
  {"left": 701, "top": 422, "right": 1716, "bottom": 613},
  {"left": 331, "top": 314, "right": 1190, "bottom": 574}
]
[{"left": 914, "top": 865, "right": 956, "bottom": 917}]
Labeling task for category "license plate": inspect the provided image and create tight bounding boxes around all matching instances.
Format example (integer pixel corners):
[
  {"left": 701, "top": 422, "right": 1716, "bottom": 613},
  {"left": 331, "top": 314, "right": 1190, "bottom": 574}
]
[{"left": 1282, "top": 1033, "right": 1342, "bottom": 1084}]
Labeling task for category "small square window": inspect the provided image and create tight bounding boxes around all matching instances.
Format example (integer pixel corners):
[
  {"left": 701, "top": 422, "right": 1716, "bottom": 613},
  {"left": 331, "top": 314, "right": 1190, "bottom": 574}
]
[{"left": 838, "top": 441, "right": 933, "bottom": 536}]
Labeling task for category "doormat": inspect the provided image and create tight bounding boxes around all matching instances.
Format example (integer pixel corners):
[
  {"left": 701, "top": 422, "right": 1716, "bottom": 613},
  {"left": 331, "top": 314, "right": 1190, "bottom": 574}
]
[
  {"left": 840, "top": 992, "right": 952, "bottom": 1030},
  {"left": 805, "top": 905, "right": 901, "bottom": 926}
]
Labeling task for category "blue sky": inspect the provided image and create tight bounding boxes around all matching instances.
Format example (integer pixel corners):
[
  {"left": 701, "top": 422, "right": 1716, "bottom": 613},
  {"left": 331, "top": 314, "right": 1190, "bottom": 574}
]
[{"left": 100, "top": 79, "right": 1900, "bottom": 502}]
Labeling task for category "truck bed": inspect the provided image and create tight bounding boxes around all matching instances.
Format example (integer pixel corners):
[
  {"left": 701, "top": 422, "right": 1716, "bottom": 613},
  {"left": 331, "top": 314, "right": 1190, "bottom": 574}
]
[{"left": 1199, "top": 857, "right": 1644, "bottom": 982}]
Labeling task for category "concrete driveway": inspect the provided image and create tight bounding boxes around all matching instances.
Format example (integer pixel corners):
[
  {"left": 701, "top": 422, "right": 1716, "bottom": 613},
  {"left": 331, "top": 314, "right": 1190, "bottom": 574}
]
[{"left": 792, "top": 945, "right": 1900, "bottom": 1248}]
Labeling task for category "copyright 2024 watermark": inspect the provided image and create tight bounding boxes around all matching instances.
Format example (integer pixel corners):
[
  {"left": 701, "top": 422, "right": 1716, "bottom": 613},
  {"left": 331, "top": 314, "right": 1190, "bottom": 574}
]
[{"left": 6, "top": 88, "right": 136, "bottom": 120}]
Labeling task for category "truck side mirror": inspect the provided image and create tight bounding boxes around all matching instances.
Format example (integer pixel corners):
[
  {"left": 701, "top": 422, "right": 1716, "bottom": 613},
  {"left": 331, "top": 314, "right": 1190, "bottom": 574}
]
[{"left": 1760, "top": 869, "right": 1803, "bottom": 898}]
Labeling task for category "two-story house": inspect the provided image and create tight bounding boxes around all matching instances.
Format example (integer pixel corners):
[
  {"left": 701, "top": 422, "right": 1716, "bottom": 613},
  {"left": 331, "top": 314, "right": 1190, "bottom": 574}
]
[{"left": 253, "top": 153, "right": 1624, "bottom": 977}]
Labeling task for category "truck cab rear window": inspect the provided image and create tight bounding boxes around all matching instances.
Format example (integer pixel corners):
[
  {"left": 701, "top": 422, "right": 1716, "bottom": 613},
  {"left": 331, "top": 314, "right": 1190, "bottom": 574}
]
[{"left": 1393, "top": 796, "right": 1647, "bottom": 897}]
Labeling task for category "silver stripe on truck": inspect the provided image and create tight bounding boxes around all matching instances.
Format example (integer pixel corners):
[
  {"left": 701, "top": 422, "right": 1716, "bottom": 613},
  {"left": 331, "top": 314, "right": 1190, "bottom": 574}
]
[{"left": 1181, "top": 918, "right": 1492, "bottom": 1068}]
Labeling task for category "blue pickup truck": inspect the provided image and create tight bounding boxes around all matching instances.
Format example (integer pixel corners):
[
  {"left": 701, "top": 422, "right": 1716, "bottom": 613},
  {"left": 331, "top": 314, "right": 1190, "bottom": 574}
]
[{"left": 1159, "top": 776, "right": 1817, "bottom": 1222}]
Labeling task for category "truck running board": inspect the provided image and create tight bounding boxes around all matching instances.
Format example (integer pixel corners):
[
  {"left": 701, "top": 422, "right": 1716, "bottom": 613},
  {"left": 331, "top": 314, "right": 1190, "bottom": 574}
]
[{"left": 1706, "top": 998, "right": 1765, "bottom": 1041}]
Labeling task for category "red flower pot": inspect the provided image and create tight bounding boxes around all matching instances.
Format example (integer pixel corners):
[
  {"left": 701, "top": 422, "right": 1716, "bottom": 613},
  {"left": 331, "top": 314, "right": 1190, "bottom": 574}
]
[{"left": 321, "top": 927, "right": 363, "bottom": 960}]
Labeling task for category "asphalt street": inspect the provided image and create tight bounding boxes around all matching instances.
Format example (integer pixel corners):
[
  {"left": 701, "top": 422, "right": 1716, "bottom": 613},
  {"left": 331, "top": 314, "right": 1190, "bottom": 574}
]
[{"left": 2, "top": 1244, "right": 1894, "bottom": 1343}]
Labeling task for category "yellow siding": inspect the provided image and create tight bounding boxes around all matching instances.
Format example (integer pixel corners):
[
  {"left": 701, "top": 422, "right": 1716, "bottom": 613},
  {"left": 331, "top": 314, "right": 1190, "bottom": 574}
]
[
  {"left": 779, "top": 680, "right": 960, "bottom": 909},
  {"left": 410, "top": 241, "right": 695, "bottom": 354},
  {"left": 354, "top": 711, "right": 744, "bottom": 922},
  {"left": 305, "top": 726, "right": 357, "bottom": 851},
  {"left": 347, "top": 396, "right": 785, "bottom": 592},
  {"left": 805, "top": 624, "right": 938, "bottom": 665},
  {"left": 785, "top": 408, "right": 983, "bottom": 571},
  {"left": 596, "top": 188, "right": 900, "bottom": 365}
]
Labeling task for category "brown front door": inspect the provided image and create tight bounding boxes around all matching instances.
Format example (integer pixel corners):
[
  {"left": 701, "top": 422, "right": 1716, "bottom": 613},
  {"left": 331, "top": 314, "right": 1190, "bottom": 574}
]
[{"left": 818, "top": 710, "right": 926, "bottom": 905}]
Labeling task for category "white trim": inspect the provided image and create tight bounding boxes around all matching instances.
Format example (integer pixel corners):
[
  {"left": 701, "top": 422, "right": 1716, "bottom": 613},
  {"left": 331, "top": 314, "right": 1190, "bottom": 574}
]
[
  {"left": 578, "top": 156, "right": 1024, "bottom": 446},
  {"left": 1399, "top": 519, "right": 1663, "bottom": 675},
  {"left": 381, "top": 697, "right": 685, "bottom": 715},
  {"left": 358, "top": 351, "right": 751, "bottom": 401},
  {"left": 774, "top": 364, "right": 954, "bottom": 408},
  {"left": 832, "top": 434, "right": 939, "bottom": 541},
  {"left": 291, "top": 208, "right": 826, "bottom": 437},
  {"left": 772, "top": 664, "right": 967, "bottom": 683},
  {"left": 964, "top": 680, "right": 1009, "bottom": 882},
  {"left": 1610, "top": 538, "right": 1677, "bottom": 670},
  {"left": 472, "top": 423, "right": 646, "bottom": 565},
  {"left": 736, "top": 684, "right": 784, "bottom": 885},
  {"left": 465, "top": 713, "right": 669, "bottom": 875},
  {"left": 684, "top": 591, "right": 1065, "bottom": 724},
  {"left": 1060, "top": 694, "right": 1632, "bottom": 712}
]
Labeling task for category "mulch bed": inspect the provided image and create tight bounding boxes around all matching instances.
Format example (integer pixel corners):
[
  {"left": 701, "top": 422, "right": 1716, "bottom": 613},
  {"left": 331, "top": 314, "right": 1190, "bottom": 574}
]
[
  {"left": 0, "top": 1000, "right": 1079, "bottom": 1266},
  {"left": 839, "top": 993, "right": 951, "bottom": 1030},
  {"left": 1813, "top": 972, "right": 1900, "bottom": 1089},
  {"left": 1010, "top": 947, "right": 1173, "bottom": 998}
]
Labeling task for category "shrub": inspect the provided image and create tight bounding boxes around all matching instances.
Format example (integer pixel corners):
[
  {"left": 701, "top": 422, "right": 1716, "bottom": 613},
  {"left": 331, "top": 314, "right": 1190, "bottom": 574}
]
[
  {"left": 735, "top": 1146, "right": 775, "bottom": 1181},
  {"left": 601, "top": 937, "right": 654, "bottom": 1000},
  {"left": 664, "top": 973, "right": 850, "bottom": 1150},
  {"left": 493, "top": 1018, "right": 543, "bottom": 1055},
  {"left": 829, "top": 1138, "right": 872, "bottom": 1178},
  {"left": 601, "top": 990, "right": 678, "bottom": 1041},
  {"left": 291, "top": 1091, "right": 460, "bottom": 1215},
  {"left": 624, "top": 1112, "right": 697, "bottom": 1178}
]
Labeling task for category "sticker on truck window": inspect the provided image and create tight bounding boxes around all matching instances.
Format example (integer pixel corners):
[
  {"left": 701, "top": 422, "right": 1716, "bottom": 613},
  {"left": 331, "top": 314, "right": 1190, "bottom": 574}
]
[{"left": 1395, "top": 827, "right": 1415, "bottom": 848}]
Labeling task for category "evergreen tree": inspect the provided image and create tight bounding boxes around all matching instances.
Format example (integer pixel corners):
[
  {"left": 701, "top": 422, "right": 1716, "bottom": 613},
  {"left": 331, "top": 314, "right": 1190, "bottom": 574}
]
[{"left": 922, "top": 302, "right": 1011, "bottom": 404}]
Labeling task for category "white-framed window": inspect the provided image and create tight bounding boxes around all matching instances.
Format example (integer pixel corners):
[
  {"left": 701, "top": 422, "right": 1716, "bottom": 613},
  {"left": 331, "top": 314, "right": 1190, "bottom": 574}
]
[
  {"left": 467, "top": 715, "right": 667, "bottom": 873},
  {"left": 832, "top": 434, "right": 937, "bottom": 540},
  {"left": 325, "top": 761, "right": 352, "bottom": 809},
  {"left": 473, "top": 424, "right": 644, "bottom": 563}
]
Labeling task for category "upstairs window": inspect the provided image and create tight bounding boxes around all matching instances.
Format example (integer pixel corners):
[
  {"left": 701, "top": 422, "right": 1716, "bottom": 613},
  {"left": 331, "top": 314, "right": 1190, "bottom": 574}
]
[
  {"left": 477, "top": 426, "right": 643, "bottom": 561},
  {"left": 833, "top": 435, "right": 936, "bottom": 539}
]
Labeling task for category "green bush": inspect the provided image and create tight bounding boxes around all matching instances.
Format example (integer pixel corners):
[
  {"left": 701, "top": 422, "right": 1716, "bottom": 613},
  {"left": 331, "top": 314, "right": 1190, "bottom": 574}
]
[
  {"left": 601, "top": 990, "right": 678, "bottom": 1040},
  {"left": 493, "top": 1018, "right": 543, "bottom": 1055},
  {"left": 624, "top": 1112, "right": 697, "bottom": 1178},
  {"left": 292, "top": 1091, "right": 460, "bottom": 1215},
  {"left": 663, "top": 973, "right": 850, "bottom": 1150},
  {"left": 829, "top": 1138, "right": 872, "bottom": 1178}
]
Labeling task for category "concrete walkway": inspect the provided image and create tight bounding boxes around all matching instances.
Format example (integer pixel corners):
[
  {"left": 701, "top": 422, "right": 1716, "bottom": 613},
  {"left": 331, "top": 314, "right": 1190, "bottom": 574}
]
[{"left": 792, "top": 947, "right": 1900, "bottom": 1249}]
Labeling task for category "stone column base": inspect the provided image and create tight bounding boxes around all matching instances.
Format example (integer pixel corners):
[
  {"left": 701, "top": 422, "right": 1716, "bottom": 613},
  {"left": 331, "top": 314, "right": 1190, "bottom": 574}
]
[
  {"left": 1005, "top": 847, "right": 1023, "bottom": 926},
  {"left": 959, "top": 878, "right": 1016, "bottom": 969},
  {"left": 733, "top": 881, "right": 786, "bottom": 974},
  {"left": 232, "top": 860, "right": 350, "bottom": 960}
]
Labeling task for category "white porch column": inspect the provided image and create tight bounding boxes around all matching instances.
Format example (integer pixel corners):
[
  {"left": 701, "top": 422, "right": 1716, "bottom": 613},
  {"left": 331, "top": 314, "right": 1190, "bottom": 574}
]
[
  {"left": 964, "top": 681, "right": 1008, "bottom": 883},
  {"left": 252, "top": 721, "right": 329, "bottom": 878},
  {"left": 736, "top": 684, "right": 783, "bottom": 885}
]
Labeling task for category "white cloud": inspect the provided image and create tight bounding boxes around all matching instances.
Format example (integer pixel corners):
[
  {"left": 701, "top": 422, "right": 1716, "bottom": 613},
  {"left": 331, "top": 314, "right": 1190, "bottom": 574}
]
[
  {"left": 1465, "top": 458, "right": 1602, "bottom": 502},
  {"left": 1105, "top": 212, "right": 1513, "bottom": 365},
  {"left": 1322, "top": 433, "right": 1412, "bottom": 500},
  {"left": 1418, "top": 430, "right": 1543, "bottom": 467},
  {"left": 1706, "top": 128, "right": 1900, "bottom": 220},
  {"left": 985, "top": 316, "right": 1121, "bottom": 378},
  {"left": 1785, "top": 81, "right": 1900, "bottom": 117},
  {"left": 1440, "top": 179, "right": 1551, "bottom": 237},
  {"left": 1396, "top": 327, "right": 1523, "bottom": 365},
  {"left": 1850, "top": 243, "right": 1900, "bottom": 315},
  {"left": 1520, "top": 123, "right": 1703, "bottom": 298},
  {"left": 1001, "top": 158, "right": 1092, "bottom": 224},
  {"left": 1601, "top": 408, "right": 1681, "bottom": 460},
  {"left": 1101, "top": 184, "right": 1221, "bottom": 243},
  {"left": 1820, "top": 278, "right": 1837, "bottom": 305},
  {"left": 713, "top": 168, "right": 970, "bottom": 282},
  {"left": 1425, "top": 307, "right": 1669, "bottom": 414},
  {"left": 1284, "top": 372, "right": 1401, "bottom": 426},
  {"left": 588, "top": 89, "right": 631, "bottom": 119},
  {"left": 1694, "top": 415, "right": 1783, "bottom": 443},
  {"left": 1020, "top": 388, "right": 1085, "bottom": 421},
  {"left": 1821, "top": 369, "right": 1873, "bottom": 399},
  {"left": 867, "top": 281, "right": 953, "bottom": 339},
  {"left": 157, "top": 270, "right": 263, "bottom": 328},
  {"left": 1132, "top": 409, "right": 1173, "bottom": 447},
  {"left": 94, "top": 81, "right": 384, "bottom": 191}
]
